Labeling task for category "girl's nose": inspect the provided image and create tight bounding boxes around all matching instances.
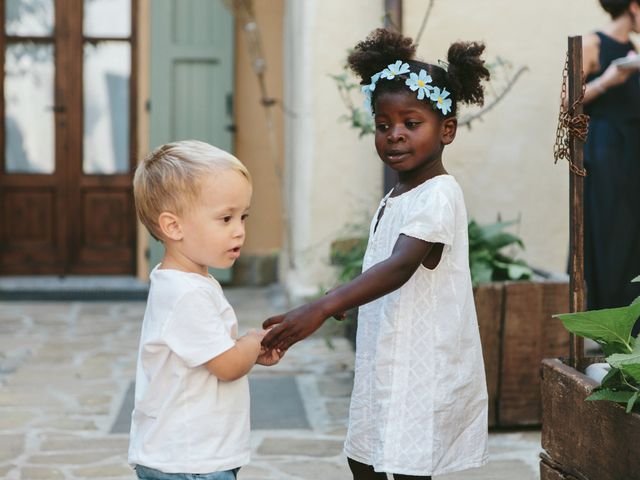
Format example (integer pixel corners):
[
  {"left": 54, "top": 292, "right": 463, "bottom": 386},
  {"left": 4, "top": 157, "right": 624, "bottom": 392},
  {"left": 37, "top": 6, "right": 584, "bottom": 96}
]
[{"left": 387, "top": 126, "right": 405, "bottom": 143}]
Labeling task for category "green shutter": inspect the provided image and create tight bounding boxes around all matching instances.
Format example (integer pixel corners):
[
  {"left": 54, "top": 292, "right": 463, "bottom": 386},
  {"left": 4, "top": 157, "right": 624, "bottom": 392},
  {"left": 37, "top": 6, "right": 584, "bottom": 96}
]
[{"left": 148, "top": 0, "right": 234, "bottom": 282}]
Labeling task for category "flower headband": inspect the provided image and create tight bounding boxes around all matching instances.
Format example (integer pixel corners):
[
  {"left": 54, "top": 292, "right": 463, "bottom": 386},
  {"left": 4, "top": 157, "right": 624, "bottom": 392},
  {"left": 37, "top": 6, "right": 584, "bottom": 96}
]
[{"left": 361, "top": 60, "right": 452, "bottom": 115}]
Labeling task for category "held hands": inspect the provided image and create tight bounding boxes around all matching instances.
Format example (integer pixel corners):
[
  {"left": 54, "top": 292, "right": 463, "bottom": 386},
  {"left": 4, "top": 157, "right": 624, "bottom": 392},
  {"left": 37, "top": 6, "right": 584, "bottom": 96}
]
[
  {"left": 240, "top": 329, "right": 283, "bottom": 367},
  {"left": 261, "top": 302, "right": 328, "bottom": 351}
]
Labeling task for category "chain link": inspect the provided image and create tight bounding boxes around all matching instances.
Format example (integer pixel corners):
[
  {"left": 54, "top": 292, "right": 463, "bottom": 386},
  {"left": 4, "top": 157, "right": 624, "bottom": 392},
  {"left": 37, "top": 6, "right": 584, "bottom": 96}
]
[{"left": 553, "top": 54, "right": 589, "bottom": 177}]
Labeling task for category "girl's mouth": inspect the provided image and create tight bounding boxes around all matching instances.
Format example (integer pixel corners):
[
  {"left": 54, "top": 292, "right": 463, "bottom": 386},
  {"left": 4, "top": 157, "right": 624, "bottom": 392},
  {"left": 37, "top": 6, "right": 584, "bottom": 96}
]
[{"left": 386, "top": 151, "right": 410, "bottom": 161}]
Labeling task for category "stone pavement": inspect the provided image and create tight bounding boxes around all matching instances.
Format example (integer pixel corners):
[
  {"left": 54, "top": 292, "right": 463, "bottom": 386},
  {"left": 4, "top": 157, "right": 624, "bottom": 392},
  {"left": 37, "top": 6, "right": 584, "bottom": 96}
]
[{"left": 0, "top": 286, "right": 542, "bottom": 479}]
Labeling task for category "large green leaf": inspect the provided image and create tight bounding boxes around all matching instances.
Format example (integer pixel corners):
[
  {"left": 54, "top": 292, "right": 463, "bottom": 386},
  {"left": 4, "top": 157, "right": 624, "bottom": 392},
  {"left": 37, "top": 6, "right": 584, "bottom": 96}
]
[
  {"left": 600, "top": 367, "right": 624, "bottom": 389},
  {"left": 586, "top": 388, "right": 636, "bottom": 403},
  {"left": 607, "top": 342, "right": 640, "bottom": 383},
  {"left": 554, "top": 302, "right": 640, "bottom": 348},
  {"left": 632, "top": 275, "right": 640, "bottom": 283}
]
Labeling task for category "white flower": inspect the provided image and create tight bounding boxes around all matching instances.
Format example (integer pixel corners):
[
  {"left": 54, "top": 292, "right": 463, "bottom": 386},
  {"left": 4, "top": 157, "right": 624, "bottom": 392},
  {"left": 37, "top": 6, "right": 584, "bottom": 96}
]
[
  {"left": 380, "top": 60, "right": 410, "bottom": 80},
  {"left": 430, "top": 86, "right": 452, "bottom": 115},
  {"left": 405, "top": 69, "right": 433, "bottom": 100}
]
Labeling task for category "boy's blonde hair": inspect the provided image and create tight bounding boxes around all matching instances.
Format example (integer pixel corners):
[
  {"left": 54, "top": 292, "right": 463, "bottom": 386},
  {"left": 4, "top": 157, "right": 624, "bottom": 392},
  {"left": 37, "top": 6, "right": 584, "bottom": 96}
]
[{"left": 133, "top": 140, "right": 251, "bottom": 240}]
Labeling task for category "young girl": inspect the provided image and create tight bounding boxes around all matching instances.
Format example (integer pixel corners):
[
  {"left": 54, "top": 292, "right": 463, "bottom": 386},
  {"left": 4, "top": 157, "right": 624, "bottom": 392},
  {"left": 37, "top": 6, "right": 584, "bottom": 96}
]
[{"left": 262, "top": 28, "right": 490, "bottom": 479}]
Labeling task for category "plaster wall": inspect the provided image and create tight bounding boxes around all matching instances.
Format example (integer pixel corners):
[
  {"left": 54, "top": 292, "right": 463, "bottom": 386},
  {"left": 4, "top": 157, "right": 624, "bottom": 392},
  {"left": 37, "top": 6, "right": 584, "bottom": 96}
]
[
  {"left": 284, "top": 0, "right": 637, "bottom": 295},
  {"left": 403, "top": 0, "right": 627, "bottom": 274}
]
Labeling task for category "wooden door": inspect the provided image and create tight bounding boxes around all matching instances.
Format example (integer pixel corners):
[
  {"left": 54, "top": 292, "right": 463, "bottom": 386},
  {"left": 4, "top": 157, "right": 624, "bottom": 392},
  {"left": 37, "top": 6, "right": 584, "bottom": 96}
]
[
  {"left": 0, "top": 0, "right": 137, "bottom": 275},
  {"left": 148, "top": 0, "right": 234, "bottom": 280}
]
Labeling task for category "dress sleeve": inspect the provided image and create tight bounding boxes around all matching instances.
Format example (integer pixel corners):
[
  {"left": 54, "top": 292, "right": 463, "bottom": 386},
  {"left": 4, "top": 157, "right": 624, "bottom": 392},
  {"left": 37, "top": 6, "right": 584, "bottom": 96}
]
[
  {"left": 162, "top": 288, "right": 236, "bottom": 368},
  {"left": 399, "top": 185, "right": 456, "bottom": 246}
]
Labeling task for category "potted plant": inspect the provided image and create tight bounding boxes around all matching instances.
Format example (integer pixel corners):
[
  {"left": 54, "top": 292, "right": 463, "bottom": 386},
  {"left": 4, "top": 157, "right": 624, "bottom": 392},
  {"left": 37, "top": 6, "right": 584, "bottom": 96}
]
[{"left": 540, "top": 279, "right": 640, "bottom": 479}]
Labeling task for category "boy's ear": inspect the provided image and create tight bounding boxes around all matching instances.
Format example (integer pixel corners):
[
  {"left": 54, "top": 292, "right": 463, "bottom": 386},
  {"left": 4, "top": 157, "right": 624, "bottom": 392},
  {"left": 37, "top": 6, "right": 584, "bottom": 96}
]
[
  {"left": 158, "top": 212, "right": 183, "bottom": 241},
  {"left": 441, "top": 117, "right": 457, "bottom": 145}
]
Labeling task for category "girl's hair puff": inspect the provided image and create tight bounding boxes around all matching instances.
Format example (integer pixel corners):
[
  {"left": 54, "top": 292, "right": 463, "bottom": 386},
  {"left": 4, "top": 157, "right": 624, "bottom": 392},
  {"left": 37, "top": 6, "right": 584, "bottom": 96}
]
[{"left": 347, "top": 28, "right": 490, "bottom": 117}]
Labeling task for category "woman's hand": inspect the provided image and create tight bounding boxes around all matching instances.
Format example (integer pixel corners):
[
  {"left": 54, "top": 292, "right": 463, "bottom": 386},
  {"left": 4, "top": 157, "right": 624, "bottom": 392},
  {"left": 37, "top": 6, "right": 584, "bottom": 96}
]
[{"left": 597, "top": 51, "right": 636, "bottom": 90}]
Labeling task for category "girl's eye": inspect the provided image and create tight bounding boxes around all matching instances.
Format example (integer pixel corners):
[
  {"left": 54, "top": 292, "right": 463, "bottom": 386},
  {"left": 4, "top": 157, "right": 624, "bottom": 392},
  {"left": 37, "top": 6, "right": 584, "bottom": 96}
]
[
  {"left": 376, "top": 124, "right": 388, "bottom": 132},
  {"left": 406, "top": 121, "right": 421, "bottom": 128}
]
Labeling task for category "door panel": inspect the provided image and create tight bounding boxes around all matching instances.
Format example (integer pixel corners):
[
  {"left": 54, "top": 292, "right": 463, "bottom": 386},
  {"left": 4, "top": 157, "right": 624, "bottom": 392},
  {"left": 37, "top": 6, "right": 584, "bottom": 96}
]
[
  {"left": 0, "top": 0, "right": 137, "bottom": 275},
  {"left": 148, "top": 0, "right": 233, "bottom": 281}
]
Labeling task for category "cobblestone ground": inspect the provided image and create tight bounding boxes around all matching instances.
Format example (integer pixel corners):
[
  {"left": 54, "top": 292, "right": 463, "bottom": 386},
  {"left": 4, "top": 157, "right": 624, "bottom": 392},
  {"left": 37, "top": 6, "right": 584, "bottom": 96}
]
[{"left": 0, "top": 287, "right": 541, "bottom": 479}]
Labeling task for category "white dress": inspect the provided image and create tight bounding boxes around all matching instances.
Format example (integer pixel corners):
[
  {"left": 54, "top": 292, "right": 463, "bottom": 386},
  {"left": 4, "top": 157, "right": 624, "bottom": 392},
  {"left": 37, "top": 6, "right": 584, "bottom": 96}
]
[{"left": 343, "top": 175, "right": 488, "bottom": 476}]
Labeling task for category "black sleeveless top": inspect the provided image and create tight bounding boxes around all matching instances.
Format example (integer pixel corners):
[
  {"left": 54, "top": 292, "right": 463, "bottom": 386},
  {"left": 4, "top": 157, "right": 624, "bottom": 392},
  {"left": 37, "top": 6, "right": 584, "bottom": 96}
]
[{"left": 585, "top": 31, "right": 640, "bottom": 120}]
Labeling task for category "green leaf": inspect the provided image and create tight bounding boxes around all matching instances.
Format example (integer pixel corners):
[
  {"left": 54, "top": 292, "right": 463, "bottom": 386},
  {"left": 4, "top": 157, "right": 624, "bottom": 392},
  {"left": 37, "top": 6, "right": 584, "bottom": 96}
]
[
  {"left": 607, "top": 341, "right": 640, "bottom": 383},
  {"left": 627, "top": 391, "right": 640, "bottom": 413},
  {"left": 554, "top": 302, "right": 640, "bottom": 348},
  {"left": 632, "top": 275, "right": 640, "bottom": 283},
  {"left": 634, "top": 296, "right": 640, "bottom": 306},
  {"left": 485, "top": 232, "right": 524, "bottom": 251},
  {"left": 586, "top": 388, "right": 635, "bottom": 403},
  {"left": 600, "top": 367, "right": 624, "bottom": 389}
]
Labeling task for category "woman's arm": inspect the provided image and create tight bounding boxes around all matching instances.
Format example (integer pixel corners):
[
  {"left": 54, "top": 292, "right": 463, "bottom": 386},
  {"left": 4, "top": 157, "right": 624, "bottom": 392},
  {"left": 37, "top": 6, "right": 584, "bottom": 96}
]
[
  {"left": 581, "top": 33, "right": 633, "bottom": 105},
  {"left": 261, "top": 234, "right": 434, "bottom": 351}
]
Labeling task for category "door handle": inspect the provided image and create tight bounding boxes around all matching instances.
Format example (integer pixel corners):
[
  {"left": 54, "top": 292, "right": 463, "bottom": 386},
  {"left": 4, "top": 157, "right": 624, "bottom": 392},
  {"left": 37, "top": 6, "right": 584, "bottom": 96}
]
[{"left": 46, "top": 105, "right": 66, "bottom": 113}]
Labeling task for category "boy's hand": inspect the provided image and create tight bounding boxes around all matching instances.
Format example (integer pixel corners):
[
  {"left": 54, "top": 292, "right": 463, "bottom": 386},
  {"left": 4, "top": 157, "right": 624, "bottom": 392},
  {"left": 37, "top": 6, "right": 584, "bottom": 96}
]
[
  {"left": 242, "top": 328, "right": 266, "bottom": 346},
  {"left": 256, "top": 347, "right": 284, "bottom": 366}
]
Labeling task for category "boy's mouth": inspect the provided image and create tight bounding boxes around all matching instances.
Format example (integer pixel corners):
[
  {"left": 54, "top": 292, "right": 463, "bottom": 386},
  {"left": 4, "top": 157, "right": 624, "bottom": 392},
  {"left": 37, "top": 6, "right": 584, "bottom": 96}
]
[{"left": 228, "top": 246, "right": 242, "bottom": 258}]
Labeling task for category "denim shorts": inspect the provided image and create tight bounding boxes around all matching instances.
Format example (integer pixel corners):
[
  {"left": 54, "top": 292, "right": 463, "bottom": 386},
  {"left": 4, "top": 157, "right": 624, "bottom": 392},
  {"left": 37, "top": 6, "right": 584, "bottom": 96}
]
[{"left": 135, "top": 464, "right": 239, "bottom": 480}]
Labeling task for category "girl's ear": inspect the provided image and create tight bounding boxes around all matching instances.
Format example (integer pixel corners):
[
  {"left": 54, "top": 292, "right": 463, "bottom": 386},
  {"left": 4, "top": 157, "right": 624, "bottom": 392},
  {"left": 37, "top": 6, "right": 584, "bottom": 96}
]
[
  {"left": 158, "top": 212, "right": 183, "bottom": 241},
  {"left": 441, "top": 117, "right": 458, "bottom": 145}
]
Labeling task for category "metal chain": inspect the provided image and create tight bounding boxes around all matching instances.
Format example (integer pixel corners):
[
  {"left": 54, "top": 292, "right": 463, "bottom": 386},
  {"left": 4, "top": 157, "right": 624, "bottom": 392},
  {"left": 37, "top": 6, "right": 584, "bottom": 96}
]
[{"left": 553, "top": 54, "right": 589, "bottom": 177}]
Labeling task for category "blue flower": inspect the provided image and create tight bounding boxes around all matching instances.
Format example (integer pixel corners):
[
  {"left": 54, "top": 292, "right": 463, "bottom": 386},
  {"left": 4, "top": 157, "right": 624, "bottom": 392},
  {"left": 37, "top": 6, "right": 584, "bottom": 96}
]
[
  {"left": 405, "top": 69, "right": 433, "bottom": 100},
  {"left": 380, "top": 60, "right": 410, "bottom": 80},
  {"left": 430, "top": 87, "right": 452, "bottom": 115}
]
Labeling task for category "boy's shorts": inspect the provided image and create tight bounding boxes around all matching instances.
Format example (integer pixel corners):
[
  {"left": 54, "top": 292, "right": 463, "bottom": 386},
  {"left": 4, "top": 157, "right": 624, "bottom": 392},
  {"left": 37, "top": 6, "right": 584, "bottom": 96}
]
[{"left": 135, "top": 464, "right": 239, "bottom": 480}]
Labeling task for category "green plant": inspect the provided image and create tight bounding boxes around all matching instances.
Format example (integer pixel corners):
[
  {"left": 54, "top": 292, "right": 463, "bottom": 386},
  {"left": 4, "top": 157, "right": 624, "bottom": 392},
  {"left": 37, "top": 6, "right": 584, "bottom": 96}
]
[
  {"left": 468, "top": 219, "right": 533, "bottom": 286},
  {"left": 555, "top": 275, "right": 640, "bottom": 413},
  {"left": 330, "top": 237, "right": 368, "bottom": 283}
]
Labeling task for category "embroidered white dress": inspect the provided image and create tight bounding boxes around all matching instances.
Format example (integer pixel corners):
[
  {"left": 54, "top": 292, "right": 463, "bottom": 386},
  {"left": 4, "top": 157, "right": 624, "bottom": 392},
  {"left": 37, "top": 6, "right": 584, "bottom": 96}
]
[{"left": 343, "top": 175, "right": 488, "bottom": 476}]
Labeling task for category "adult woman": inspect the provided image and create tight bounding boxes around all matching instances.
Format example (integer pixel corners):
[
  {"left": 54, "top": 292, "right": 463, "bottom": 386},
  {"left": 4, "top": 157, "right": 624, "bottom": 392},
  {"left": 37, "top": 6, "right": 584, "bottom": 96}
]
[{"left": 581, "top": 0, "right": 640, "bottom": 321}]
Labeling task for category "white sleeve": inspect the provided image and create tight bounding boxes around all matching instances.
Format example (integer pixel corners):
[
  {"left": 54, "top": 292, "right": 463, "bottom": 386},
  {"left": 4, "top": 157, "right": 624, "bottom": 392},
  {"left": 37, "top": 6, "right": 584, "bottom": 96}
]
[
  {"left": 399, "top": 187, "right": 455, "bottom": 246},
  {"left": 162, "top": 288, "right": 236, "bottom": 368}
]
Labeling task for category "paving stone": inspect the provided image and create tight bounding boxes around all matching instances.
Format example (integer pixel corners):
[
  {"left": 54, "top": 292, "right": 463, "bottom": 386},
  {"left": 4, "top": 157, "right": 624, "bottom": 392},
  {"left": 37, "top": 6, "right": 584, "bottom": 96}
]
[
  {"left": 35, "top": 417, "right": 97, "bottom": 431},
  {"left": 278, "top": 460, "right": 351, "bottom": 479},
  {"left": 438, "top": 460, "right": 537, "bottom": 480},
  {"left": 40, "top": 434, "right": 128, "bottom": 451},
  {"left": 326, "top": 399, "right": 350, "bottom": 421},
  {"left": 0, "top": 464, "right": 15, "bottom": 478},
  {"left": 257, "top": 438, "right": 343, "bottom": 457},
  {"left": 0, "top": 411, "right": 34, "bottom": 429},
  {"left": 20, "top": 466, "right": 66, "bottom": 479},
  {"left": 28, "top": 451, "right": 115, "bottom": 465},
  {"left": 0, "top": 434, "right": 24, "bottom": 462},
  {"left": 77, "top": 393, "right": 111, "bottom": 407},
  {"left": 72, "top": 462, "right": 133, "bottom": 478},
  {"left": 0, "top": 392, "right": 62, "bottom": 408},
  {"left": 317, "top": 376, "right": 353, "bottom": 397}
]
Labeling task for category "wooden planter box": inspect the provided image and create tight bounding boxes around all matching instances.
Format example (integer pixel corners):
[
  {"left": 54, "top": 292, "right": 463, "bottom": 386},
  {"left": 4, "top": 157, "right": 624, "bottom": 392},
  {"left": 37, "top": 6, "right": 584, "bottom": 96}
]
[
  {"left": 475, "top": 281, "right": 569, "bottom": 428},
  {"left": 540, "top": 358, "right": 640, "bottom": 480}
]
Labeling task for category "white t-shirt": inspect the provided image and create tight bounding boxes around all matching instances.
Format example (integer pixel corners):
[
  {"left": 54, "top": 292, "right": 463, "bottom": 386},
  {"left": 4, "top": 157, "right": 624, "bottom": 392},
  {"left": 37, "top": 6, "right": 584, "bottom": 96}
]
[
  {"left": 128, "top": 267, "right": 250, "bottom": 474},
  {"left": 344, "top": 175, "right": 489, "bottom": 476}
]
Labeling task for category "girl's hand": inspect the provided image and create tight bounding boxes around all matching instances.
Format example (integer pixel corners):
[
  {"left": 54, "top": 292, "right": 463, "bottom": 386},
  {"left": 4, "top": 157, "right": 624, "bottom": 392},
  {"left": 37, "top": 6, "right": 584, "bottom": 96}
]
[
  {"left": 261, "top": 303, "right": 327, "bottom": 351},
  {"left": 325, "top": 287, "right": 347, "bottom": 320}
]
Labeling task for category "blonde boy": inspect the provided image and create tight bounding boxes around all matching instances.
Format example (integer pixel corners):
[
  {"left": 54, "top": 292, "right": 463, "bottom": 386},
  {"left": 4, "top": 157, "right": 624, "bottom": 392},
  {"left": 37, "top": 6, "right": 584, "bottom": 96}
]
[{"left": 129, "top": 140, "right": 278, "bottom": 480}]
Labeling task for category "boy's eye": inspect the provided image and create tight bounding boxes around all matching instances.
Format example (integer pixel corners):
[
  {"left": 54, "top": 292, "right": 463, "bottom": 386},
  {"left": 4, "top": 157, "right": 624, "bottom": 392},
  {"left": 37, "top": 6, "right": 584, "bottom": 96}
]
[
  {"left": 222, "top": 216, "right": 232, "bottom": 223},
  {"left": 241, "top": 214, "right": 249, "bottom": 221}
]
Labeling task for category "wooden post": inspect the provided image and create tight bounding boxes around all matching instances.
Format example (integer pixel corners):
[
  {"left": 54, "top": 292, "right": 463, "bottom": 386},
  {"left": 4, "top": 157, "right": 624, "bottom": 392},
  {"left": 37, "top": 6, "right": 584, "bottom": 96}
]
[
  {"left": 383, "top": 0, "right": 402, "bottom": 194},
  {"left": 567, "top": 36, "right": 586, "bottom": 369}
]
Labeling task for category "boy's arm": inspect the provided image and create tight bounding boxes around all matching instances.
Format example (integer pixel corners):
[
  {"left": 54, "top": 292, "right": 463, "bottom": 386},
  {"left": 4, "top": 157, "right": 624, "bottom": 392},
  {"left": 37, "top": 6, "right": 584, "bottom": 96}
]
[
  {"left": 205, "top": 330, "right": 263, "bottom": 381},
  {"left": 262, "top": 234, "right": 434, "bottom": 351}
]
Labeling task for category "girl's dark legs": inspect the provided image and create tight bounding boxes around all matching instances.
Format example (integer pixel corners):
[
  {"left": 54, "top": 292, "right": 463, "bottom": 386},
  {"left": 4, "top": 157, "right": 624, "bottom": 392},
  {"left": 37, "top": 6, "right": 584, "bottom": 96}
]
[{"left": 347, "top": 458, "right": 431, "bottom": 480}]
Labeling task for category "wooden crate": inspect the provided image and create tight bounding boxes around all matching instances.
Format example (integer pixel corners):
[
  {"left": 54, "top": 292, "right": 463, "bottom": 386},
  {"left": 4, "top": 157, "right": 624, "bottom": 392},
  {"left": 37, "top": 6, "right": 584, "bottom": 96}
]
[
  {"left": 540, "top": 359, "right": 640, "bottom": 480},
  {"left": 475, "top": 281, "right": 569, "bottom": 427}
]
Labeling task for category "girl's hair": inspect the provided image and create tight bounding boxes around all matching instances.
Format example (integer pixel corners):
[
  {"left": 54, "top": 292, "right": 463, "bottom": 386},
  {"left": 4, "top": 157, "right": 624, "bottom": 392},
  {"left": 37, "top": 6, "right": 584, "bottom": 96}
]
[
  {"left": 599, "top": 0, "right": 638, "bottom": 18},
  {"left": 347, "top": 28, "right": 490, "bottom": 117}
]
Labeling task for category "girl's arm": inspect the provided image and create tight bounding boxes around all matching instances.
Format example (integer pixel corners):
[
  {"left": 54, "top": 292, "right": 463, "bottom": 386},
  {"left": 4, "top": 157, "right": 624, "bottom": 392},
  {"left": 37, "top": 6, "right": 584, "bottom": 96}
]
[
  {"left": 262, "top": 234, "right": 435, "bottom": 351},
  {"left": 205, "top": 329, "right": 263, "bottom": 381}
]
